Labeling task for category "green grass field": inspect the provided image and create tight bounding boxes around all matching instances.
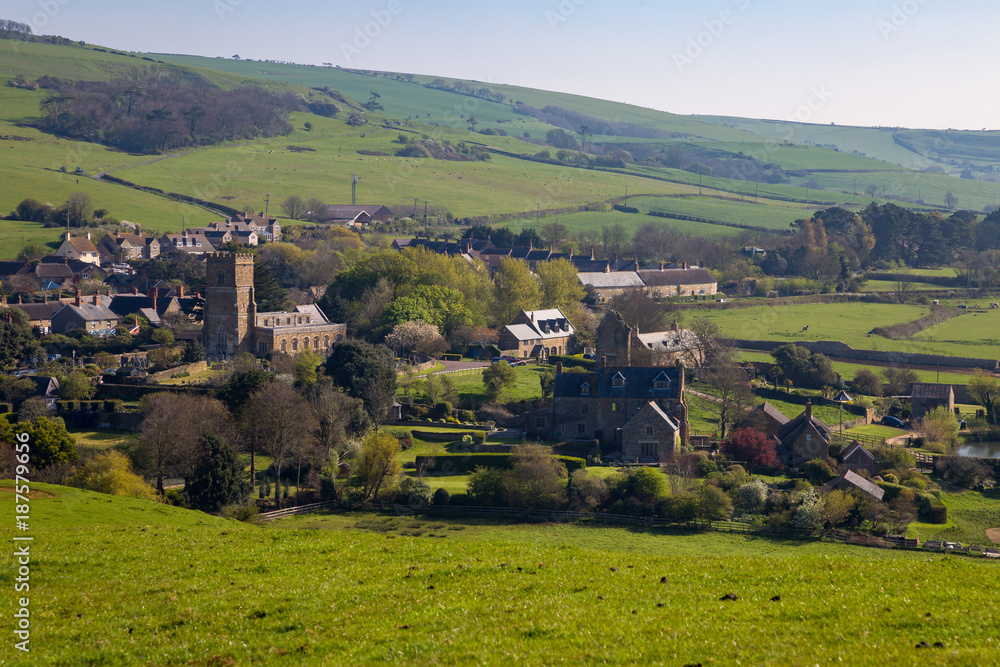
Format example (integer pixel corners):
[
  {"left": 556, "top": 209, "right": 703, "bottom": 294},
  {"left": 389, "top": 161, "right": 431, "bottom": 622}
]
[
  {"left": 5, "top": 481, "right": 999, "bottom": 665},
  {"left": 734, "top": 350, "right": 979, "bottom": 386}
]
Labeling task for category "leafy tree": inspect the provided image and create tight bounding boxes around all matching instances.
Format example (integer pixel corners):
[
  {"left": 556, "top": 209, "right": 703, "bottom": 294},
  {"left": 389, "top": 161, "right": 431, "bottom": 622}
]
[
  {"left": 500, "top": 444, "right": 568, "bottom": 509},
  {"left": 482, "top": 361, "right": 516, "bottom": 402},
  {"left": 967, "top": 369, "right": 999, "bottom": 425},
  {"left": 492, "top": 257, "right": 541, "bottom": 324},
  {"left": 851, "top": 368, "right": 883, "bottom": 396},
  {"left": 324, "top": 340, "right": 397, "bottom": 425},
  {"left": 185, "top": 432, "right": 250, "bottom": 512},
  {"left": 734, "top": 479, "right": 769, "bottom": 513},
  {"left": 918, "top": 405, "right": 961, "bottom": 453},
  {"left": 384, "top": 320, "right": 446, "bottom": 356},
  {"left": 151, "top": 328, "right": 175, "bottom": 345},
  {"left": 1, "top": 415, "right": 77, "bottom": 469},
  {"left": 57, "top": 371, "right": 95, "bottom": 400},
  {"left": 467, "top": 466, "right": 504, "bottom": 505},
  {"left": 791, "top": 490, "right": 824, "bottom": 531},
  {"left": 695, "top": 484, "right": 732, "bottom": 523},
  {"left": 535, "top": 258, "right": 585, "bottom": 310},
  {"left": 362, "top": 90, "right": 383, "bottom": 112},
  {"left": 822, "top": 489, "right": 856, "bottom": 528},
  {"left": 722, "top": 427, "right": 778, "bottom": 467},
  {"left": 69, "top": 450, "right": 157, "bottom": 500},
  {"left": 803, "top": 458, "right": 835, "bottom": 485},
  {"left": 935, "top": 456, "right": 994, "bottom": 489},
  {"left": 771, "top": 344, "right": 836, "bottom": 389},
  {"left": 0, "top": 307, "right": 43, "bottom": 366},
  {"left": 944, "top": 190, "right": 959, "bottom": 209},
  {"left": 356, "top": 430, "right": 401, "bottom": 501},
  {"left": 872, "top": 445, "right": 914, "bottom": 472},
  {"left": 880, "top": 366, "right": 918, "bottom": 396},
  {"left": 17, "top": 240, "right": 48, "bottom": 261}
]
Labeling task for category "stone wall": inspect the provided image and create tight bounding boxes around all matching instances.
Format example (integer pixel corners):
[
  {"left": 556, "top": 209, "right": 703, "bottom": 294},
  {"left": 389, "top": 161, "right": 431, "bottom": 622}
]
[
  {"left": 149, "top": 360, "right": 208, "bottom": 382},
  {"left": 729, "top": 339, "right": 998, "bottom": 371}
]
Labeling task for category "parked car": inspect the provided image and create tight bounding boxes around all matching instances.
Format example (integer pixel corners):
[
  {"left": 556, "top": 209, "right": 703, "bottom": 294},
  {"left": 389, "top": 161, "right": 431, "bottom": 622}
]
[
  {"left": 716, "top": 298, "right": 728, "bottom": 303},
  {"left": 881, "top": 415, "right": 906, "bottom": 429}
]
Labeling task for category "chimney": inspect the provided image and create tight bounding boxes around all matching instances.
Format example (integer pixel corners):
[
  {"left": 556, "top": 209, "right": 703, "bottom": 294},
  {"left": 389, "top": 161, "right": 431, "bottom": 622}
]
[
  {"left": 683, "top": 262, "right": 688, "bottom": 270},
  {"left": 805, "top": 400, "right": 813, "bottom": 420},
  {"left": 659, "top": 261, "right": 664, "bottom": 271},
  {"left": 152, "top": 289, "right": 158, "bottom": 311},
  {"left": 18, "top": 295, "right": 22, "bottom": 304},
  {"left": 75, "top": 290, "right": 81, "bottom": 307},
  {"left": 556, "top": 362, "right": 563, "bottom": 375},
  {"left": 65, "top": 231, "right": 71, "bottom": 241},
  {"left": 178, "top": 285, "right": 184, "bottom": 298},
  {"left": 92, "top": 294, "right": 99, "bottom": 305},
  {"left": 132, "top": 287, "right": 138, "bottom": 295},
  {"left": 699, "top": 259, "right": 704, "bottom": 268},
  {"left": 671, "top": 321, "right": 679, "bottom": 332},
  {"left": 600, "top": 355, "right": 607, "bottom": 368},
  {"left": 86, "top": 230, "right": 91, "bottom": 241}
]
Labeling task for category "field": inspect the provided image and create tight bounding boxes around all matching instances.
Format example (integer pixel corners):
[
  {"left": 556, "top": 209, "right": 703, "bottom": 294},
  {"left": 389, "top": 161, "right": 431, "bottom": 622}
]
[
  {"left": 3, "top": 481, "right": 998, "bottom": 665},
  {"left": 691, "top": 302, "right": 1000, "bottom": 359},
  {"left": 733, "top": 350, "right": 980, "bottom": 387}
]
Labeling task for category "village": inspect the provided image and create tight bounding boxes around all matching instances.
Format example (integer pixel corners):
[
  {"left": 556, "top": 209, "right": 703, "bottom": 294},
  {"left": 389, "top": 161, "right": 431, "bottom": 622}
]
[{"left": 0, "top": 197, "right": 996, "bottom": 558}]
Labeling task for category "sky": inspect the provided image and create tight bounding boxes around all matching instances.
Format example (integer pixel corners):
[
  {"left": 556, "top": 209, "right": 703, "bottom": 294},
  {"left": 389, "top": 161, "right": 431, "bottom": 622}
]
[{"left": 9, "top": 0, "right": 1000, "bottom": 130}]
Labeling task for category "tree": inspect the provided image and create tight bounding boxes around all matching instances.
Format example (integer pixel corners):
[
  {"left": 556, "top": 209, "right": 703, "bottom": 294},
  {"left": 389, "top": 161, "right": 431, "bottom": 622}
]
[
  {"left": 722, "top": 427, "right": 778, "bottom": 467},
  {"left": 569, "top": 468, "right": 609, "bottom": 511},
  {"left": 881, "top": 366, "right": 918, "bottom": 396},
  {"left": 822, "top": 489, "right": 856, "bottom": 528},
  {"left": 324, "top": 340, "right": 397, "bottom": 426},
  {"left": 57, "top": 372, "right": 95, "bottom": 400},
  {"left": 356, "top": 430, "right": 401, "bottom": 501},
  {"left": 601, "top": 223, "right": 627, "bottom": 256},
  {"left": 482, "top": 361, "right": 516, "bottom": 402},
  {"left": 492, "top": 257, "right": 541, "bottom": 324},
  {"left": 219, "top": 367, "right": 274, "bottom": 486},
  {"left": 467, "top": 466, "right": 504, "bottom": 505},
  {"left": 851, "top": 368, "right": 883, "bottom": 397},
  {"left": 935, "top": 456, "right": 994, "bottom": 489},
  {"left": 893, "top": 276, "right": 916, "bottom": 303},
  {"left": 967, "top": 369, "right": 999, "bottom": 425},
  {"left": 791, "top": 490, "right": 824, "bottom": 532},
  {"left": 500, "top": 444, "right": 568, "bottom": 509},
  {"left": 64, "top": 192, "right": 92, "bottom": 226},
  {"left": 362, "top": 91, "right": 383, "bottom": 112},
  {"left": 0, "top": 307, "right": 43, "bottom": 366},
  {"left": 699, "top": 360, "right": 754, "bottom": 440},
  {"left": 695, "top": 484, "right": 732, "bottom": 523},
  {"left": 803, "top": 458, "right": 835, "bottom": 485},
  {"left": 918, "top": 405, "right": 960, "bottom": 453},
  {"left": 281, "top": 195, "right": 307, "bottom": 220},
  {"left": 771, "top": 344, "right": 836, "bottom": 389},
  {"left": 466, "top": 116, "right": 477, "bottom": 131},
  {"left": 309, "top": 382, "right": 368, "bottom": 462},
  {"left": 608, "top": 291, "right": 671, "bottom": 334},
  {"left": 734, "top": 479, "right": 769, "bottom": 513},
  {"left": 540, "top": 221, "right": 569, "bottom": 248},
  {"left": 17, "top": 241, "right": 47, "bottom": 261},
  {"left": 247, "top": 382, "right": 316, "bottom": 508},
  {"left": 139, "top": 393, "right": 231, "bottom": 493},
  {"left": 535, "top": 258, "right": 585, "bottom": 310},
  {"left": 185, "top": 432, "right": 250, "bottom": 512},
  {"left": 944, "top": 190, "right": 959, "bottom": 209},
  {"left": 1, "top": 415, "right": 77, "bottom": 470},
  {"left": 69, "top": 450, "right": 157, "bottom": 500},
  {"left": 384, "top": 320, "right": 446, "bottom": 356}
]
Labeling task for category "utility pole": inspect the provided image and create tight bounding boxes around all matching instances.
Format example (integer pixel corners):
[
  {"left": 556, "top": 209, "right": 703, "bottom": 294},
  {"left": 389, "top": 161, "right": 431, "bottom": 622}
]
[
  {"left": 351, "top": 174, "right": 358, "bottom": 206},
  {"left": 624, "top": 184, "right": 628, "bottom": 202},
  {"left": 413, "top": 197, "right": 417, "bottom": 218},
  {"left": 423, "top": 201, "right": 428, "bottom": 236},
  {"left": 536, "top": 202, "right": 540, "bottom": 229},
  {"left": 853, "top": 178, "right": 857, "bottom": 196},
  {"left": 698, "top": 173, "right": 703, "bottom": 196},
  {"left": 755, "top": 179, "right": 759, "bottom": 203}
]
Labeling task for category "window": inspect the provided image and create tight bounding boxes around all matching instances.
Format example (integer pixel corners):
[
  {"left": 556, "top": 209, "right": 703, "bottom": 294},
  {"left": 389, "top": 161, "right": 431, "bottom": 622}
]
[
  {"left": 217, "top": 272, "right": 225, "bottom": 286},
  {"left": 646, "top": 426, "right": 654, "bottom": 436},
  {"left": 577, "top": 424, "right": 586, "bottom": 434},
  {"left": 324, "top": 335, "right": 330, "bottom": 348},
  {"left": 580, "top": 382, "right": 590, "bottom": 396},
  {"left": 258, "top": 341, "right": 268, "bottom": 353},
  {"left": 280, "top": 339, "right": 286, "bottom": 352},
  {"left": 291, "top": 338, "right": 298, "bottom": 351},
  {"left": 314, "top": 336, "right": 319, "bottom": 349},
  {"left": 641, "top": 442, "right": 656, "bottom": 457},
  {"left": 612, "top": 373, "right": 625, "bottom": 387},
  {"left": 303, "top": 337, "right": 310, "bottom": 349},
  {"left": 217, "top": 327, "right": 227, "bottom": 350}
]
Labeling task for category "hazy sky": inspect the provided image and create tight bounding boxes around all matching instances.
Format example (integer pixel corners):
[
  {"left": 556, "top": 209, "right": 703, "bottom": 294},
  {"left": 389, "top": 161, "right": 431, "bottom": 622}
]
[{"left": 9, "top": 0, "right": 999, "bottom": 130}]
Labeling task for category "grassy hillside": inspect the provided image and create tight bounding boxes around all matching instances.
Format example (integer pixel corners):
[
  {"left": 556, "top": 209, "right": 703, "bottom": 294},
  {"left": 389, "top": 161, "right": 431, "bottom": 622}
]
[{"left": 5, "top": 481, "right": 999, "bottom": 665}]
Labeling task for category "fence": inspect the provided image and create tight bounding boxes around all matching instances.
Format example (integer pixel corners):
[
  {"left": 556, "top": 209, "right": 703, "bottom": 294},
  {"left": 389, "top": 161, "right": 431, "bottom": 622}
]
[{"left": 831, "top": 431, "right": 885, "bottom": 448}]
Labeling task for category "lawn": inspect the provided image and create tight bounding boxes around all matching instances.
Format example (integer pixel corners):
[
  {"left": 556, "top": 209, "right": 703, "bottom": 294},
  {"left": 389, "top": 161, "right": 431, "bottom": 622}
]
[
  {"left": 906, "top": 487, "right": 1000, "bottom": 546},
  {"left": 7, "top": 482, "right": 999, "bottom": 665},
  {"left": 844, "top": 423, "right": 908, "bottom": 440},
  {"left": 68, "top": 428, "right": 131, "bottom": 451}
]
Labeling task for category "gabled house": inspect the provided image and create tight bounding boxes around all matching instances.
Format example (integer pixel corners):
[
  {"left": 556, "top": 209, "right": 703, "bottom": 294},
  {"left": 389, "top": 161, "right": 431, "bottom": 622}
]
[
  {"left": 775, "top": 402, "right": 832, "bottom": 468},
  {"left": 525, "top": 364, "right": 688, "bottom": 455},
  {"left": 595, "top": 310, "right": 703, "bottom": 368},
  {"left": 498, "top": 308, "right": 575, "bottom": 359},
  {"left": 50, "top": 293, "right": 120, "bottom": 336},
  {"left": 578, "top": 271, "right": 644, "bottom": 303},
  {"left": 233, "top": 212, "right": 281, "bottom": 242},
  {"left": 9, "top": 299, "right": 64, "bottom": 334},
  {"left": 54, "top": 231, "right": 100, "bottom": 266},
  {"left": 38, "top": 256, "right": 107, "bottom": 282},
  {"left": 96, "top": 232, "right": 161, "bottom": 264},
  {"left": 636, "top": 263, "right": 717, "bottom": 298},
  {"left": 740, "top": 401, "right": 790, "bottom": 439},
  {"left": 910, "top": 383, "right": 955, "bottom": 421},
  {"left": 313, "top": 205, "right": 393, "bottom": 226},
  {"left": 189, "top": 221, "right": 259, "bottom": 247},
  {"left": 27, "top": 376, "right": 59, "bottom": 408},
  {"left": 161, "top": 231, "right": 215, "bottom": 256},
  {"left": 840, "top": 440, "right": 878, "bottom": 475}
]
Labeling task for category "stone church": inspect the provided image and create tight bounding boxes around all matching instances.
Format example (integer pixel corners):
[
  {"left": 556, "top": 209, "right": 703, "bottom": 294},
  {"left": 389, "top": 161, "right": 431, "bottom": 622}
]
[{"left": 203, "top": 252, "right": 345, "bottom": 359}]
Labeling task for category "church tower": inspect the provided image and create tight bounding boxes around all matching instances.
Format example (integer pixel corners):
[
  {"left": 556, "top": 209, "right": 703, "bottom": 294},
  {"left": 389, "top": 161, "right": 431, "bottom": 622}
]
[{"left": 203, "top": 252, "right": 256, "bottom": 357}]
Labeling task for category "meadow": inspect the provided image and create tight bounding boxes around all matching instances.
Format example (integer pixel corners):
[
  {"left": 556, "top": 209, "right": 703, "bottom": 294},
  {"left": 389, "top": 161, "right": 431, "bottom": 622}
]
[
  {"left": 3, "top": 481, "right": 998, "bottom": 665},
  {"left": 733, "top": 350, "right": 980, "bottom": 387}
]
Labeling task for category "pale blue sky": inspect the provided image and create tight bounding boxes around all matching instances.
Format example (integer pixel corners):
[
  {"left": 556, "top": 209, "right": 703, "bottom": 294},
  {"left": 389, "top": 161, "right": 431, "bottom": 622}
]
[{"left": 8, "top": 0, "right": 998, "bottom": 129}]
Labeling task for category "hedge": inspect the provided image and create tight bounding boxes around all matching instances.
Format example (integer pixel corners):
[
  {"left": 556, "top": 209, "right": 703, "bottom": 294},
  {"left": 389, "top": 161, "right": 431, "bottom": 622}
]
[
  {"left": 0, "top": 403, "right": 11, "bottom": 414},
  {"left": 549, "top": 355, "right": 594, "bottom": 371},
  {"left": 415, "top": 453, "right": 586, "bottom": 475}
]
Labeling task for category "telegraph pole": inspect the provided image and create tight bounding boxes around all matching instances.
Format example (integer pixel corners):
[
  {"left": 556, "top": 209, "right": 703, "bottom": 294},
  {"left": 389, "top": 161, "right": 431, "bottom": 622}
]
[
  {"left": 423, "top": 201, "right": 428, "bottom": 236},
  {"left": 351, "top": 174, "right": 358, "bottom": 206}
]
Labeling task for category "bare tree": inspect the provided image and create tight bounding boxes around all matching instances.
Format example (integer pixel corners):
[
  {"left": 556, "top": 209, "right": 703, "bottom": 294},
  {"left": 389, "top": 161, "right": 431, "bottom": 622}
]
[
  {"left": 697, "top": 359, "right": 754, "bottom": 440},
  {"left": 281, "top": 195, "right": 307, "bottom": 220},
  {"left": 247, "top": 382, "right": 317, "bottom": 508}
]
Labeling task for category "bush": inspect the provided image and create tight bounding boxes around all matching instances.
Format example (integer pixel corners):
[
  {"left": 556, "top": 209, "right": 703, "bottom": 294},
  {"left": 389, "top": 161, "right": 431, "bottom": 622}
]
[
  {"left": 435, "top": 401, "right": 453, "bottom": 418},
  {"left": 696, "top": 458, "right": 720, "bottom": 477},
  {"left": 219, "top": 502, "right": 262, "bottom": 524},
  {"left": 735, "top": 479, "right": 769, "bottom": 513},
  {"left": 925, "top": 504, "right": 948, "bottom": 524},
  {"left": 415, "top": 452, "right": 585, "bottom": 475},
  {"left": 460, "top": 410, "right": 477, "bottom": 423},
  {"left": 432, "top": 487, "right": 451, "bottom": 506},
  {"left": 449, "top": 492, "right": 469, "bottom": 506},
  {"left": 473, "top": 431, "right": 486, "bottom": 445},
  {"left": 803, "top": 458, "right": 835, "bottom": 485},
  {"left": 397, "top": 477, "right": 432, "bottom": 506},
  {"left": 882, "top": 473, "right": 899, "bottom": 484}
]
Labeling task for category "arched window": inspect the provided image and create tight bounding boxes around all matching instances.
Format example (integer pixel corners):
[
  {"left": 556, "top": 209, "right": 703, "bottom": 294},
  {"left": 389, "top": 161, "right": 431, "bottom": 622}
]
[
  {"left": 280, "top": 339, "right": 286, "bottom": 352},
  {"left": 291, "top": 338, "right": 298, "bottom": 351},
  {"left": 217, "top": 271, "right": 225, "bottom": 286},
  {"left": 303, "top": 337, "right": 310, "bottom": 349},
  {"left": 336, "top": 333, "right": 343, "bottom": 342},
  {"left": 314, "top": 336, "right": 320, "bottom": 350},
  {"left": 324, "top": 335, "right": 330, "bottom": 349},
  {"left": 217, "top": 327, "right": 227, "bottom": 350}
]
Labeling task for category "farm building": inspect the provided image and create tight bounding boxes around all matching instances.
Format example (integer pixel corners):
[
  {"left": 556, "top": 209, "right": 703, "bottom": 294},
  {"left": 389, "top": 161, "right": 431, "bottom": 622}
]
[{"left": 910, "top": 383, "right": 955, "bottom": 421}]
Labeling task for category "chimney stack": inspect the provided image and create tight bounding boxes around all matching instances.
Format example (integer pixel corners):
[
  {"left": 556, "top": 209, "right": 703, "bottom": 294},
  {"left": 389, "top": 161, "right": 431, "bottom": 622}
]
[
  {"left": 601, "top": 355, "right": 607, "bottom": 368},
  {"left": 683, "top": 262, "right": 688, "bottom": 270},
  {"left": 806, "top": 400, "right": 813, "bottom": 420},
  {"left": 75, "top": 290, "right": 81, "bottom": 307},
  {"left": 178, "top": 285, "right": 184, "bottom": 298},
  {"left": 659, "top": 261, "right": 664, "bottom": 271},
  {"left": 132, "top": 287, "right": 138, "bottom": 295},
  {"left": 92, "top": 294, "right": 99, "bottom": 305},
  {"left": 152, "top": 288, "right": 158, "bottom": 311}
]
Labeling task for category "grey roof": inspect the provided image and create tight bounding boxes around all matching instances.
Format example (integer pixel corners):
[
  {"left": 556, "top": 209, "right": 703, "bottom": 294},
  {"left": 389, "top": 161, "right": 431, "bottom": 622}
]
[
  {"left": 637, "top": 267, "right": 717, "bottom": 287},
  {"left": 911, "top": 383, "right": 954, "bottom": 400},
  {"left": 841, "top": 440, "right": 875, "bottom": 462},
  {"left": 578, "top": 271, "right": 644, "bottom": 288},
  {"left": 747, "top": 401, "right": 790, "bottom": 425},
  {"left": 637, "top": 329, "right": 702, "bottom": 353},
  {"left": 55, "top": 300, "right": 119, "bottom": 322},
  {"left": 822, "top": 470, "right": 885, "bottom": 500},
  {"left": 553, "top": 366, "right": 682, "bottom": 400},
  {"left": 11, "top": 302, "right": 64, "bottom": 322}
]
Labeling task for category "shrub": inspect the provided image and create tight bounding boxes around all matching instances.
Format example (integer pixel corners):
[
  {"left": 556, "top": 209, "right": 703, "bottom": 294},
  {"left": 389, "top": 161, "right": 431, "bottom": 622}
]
[
  {"left": 69, "top": 450, "right": 158, "bottom": 501},
  {"left": 459, "top": 410, "right": 476, "bottom": 423},
  {"left": 467, "top": 466, "right": 504, "bottom": 505},
  {"left": 435, "top": 401, "right": 453, "bottom": 418},
  {"left": 432, "top": 487, "right": 451, "bottom": 505},
  {"left": 449, "top": 492, "right": 469, "bottom": 506},
  {"left": 397, "top": 477, "right": 432, "bottom": 506},
  {"left": 219, "top": 502, "right": 262, "bottom": 524},
  {"left": 882, "top": 473, "right": 899, "bottom": 484},
  {"left": 696, "top": 458, "right": 720, "bottom": 477},
  {"left": 935, "top": 456, "right": 994, "bottom": 489},
  {"left": 803, "top": 458, "right": 835, "bottom": 485},
  {"left": 735, "top": 479, "right": 769, "bottom": 513},
  {"left": 925, "top": 504, "right": 948, "bottom": 524},
  {"left": 473, "top": 431, "right": 486, "bottom": 445}
]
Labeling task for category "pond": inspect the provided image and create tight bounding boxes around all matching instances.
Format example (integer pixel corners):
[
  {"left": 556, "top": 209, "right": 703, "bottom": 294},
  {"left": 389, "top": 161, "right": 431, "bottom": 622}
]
[{"left": 957, "top": 442, "right": 1000, "bottom": 459}]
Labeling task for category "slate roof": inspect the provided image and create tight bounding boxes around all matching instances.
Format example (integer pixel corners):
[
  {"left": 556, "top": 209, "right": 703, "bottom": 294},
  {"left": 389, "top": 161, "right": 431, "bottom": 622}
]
[
  {"left": 822, "top": 470, "right": 885, "bottom": 501},
  {"left": 777, "top": 405, "right": 831, "bottom": 441},
  {"left": 553, "top": 366, "right": 682, "bottom": 400},
  {"left": 642, "top": 400, "right": 680, "bottom": 429},
  {"left": 0, "top": 261, "right": 31, "bottom": 277},
  {"left": 746, "top": 401, "right": 790, "bottom": 426},
  {"left": 578, "top": 271, "right": 644, "bottom": 288},
  {"left": 841, "top": 440, "right": 876, "bottom": 462},
  {"left": 637, "top": 267, "right": 717, "bottom": 287},
  {"left": 11, "top": 301, "right": 64, "bottom": 322},
  {"left": 911, "top": 383, "right": 954, "bottom": 400},
  {"left": 637, "top": 329, "right": 702, "bottom": 353},
  {"left": 55, "top": 300, "right": 118, "bottom": 322}
]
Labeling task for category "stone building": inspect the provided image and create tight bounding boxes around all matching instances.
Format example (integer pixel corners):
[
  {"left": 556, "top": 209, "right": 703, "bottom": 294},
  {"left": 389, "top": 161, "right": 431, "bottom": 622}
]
[
  {"left": 774, "top": 402, "right": 832, "bottom": 468},
  {"left": 54, "top": 231, "right": 100, "bottom": 266},
  {"left": 910, "top": 383, "right": 955, "bottom": 421},
  {"left": 525, "top": 364, "right": 688, "bottom": 460},
  {"left": 202, "top": 252, "right": 344, "bottom": 359},
  {"left": 595, "top": 310, "right": 703, "bottom": 368},
  {"left": 498, "top": 308, "right": 574, "bottom": 359},
  {"left": 637, "top": 264, "right": 717, "bottom": 298}
]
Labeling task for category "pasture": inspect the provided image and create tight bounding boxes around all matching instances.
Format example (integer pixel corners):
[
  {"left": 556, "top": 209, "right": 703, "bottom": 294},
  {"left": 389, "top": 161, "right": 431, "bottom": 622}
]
[
  {"left": 5, "top": 482, "right": 999, "bottom": 665},
  {"left": 734, "top": 350, "right": 979, "bottom": 387}
]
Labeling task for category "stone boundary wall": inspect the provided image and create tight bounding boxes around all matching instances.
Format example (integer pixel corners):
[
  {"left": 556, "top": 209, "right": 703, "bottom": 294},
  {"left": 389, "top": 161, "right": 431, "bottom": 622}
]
[
  {"left": 730, "top": 339, "right": 998, "bottom": 371},
  {"left": 149, "top": 361, "right": 209, "bottom": 382}
]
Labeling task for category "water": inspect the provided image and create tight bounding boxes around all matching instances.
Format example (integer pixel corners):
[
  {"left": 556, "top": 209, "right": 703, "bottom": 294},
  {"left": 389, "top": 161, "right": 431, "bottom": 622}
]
[{"left": 957, "top": 442, "right": 1000, "bottom": 459}]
